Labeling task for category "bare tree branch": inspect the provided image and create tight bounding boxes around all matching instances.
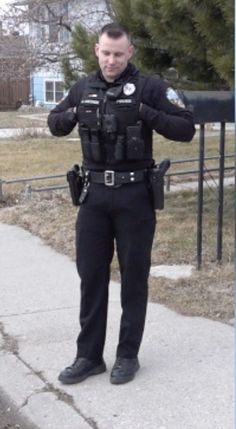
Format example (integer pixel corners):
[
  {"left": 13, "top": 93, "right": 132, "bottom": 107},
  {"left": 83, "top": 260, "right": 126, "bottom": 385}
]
[{"left": 0, "top": 0, "right": 111, "bottom": 76}]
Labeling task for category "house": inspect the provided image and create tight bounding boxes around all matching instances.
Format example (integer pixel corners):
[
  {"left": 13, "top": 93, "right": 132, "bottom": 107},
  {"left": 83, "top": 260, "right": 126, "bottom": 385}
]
[
  {"left": 30, "top": 66, "right": 66, "bottom": 109},
  {"left": 27, "top": 0, "right": 109, "bottom": 109}
]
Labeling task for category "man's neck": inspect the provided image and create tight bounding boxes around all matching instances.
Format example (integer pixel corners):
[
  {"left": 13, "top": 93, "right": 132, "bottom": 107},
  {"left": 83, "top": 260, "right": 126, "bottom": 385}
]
[{"left": 99, "top": 63, "right": 133, "bottom": 83}]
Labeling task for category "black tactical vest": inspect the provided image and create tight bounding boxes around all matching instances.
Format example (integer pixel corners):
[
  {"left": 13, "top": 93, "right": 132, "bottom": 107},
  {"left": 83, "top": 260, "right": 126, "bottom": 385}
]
[{"left": 77, "top": 73, "right": 150, "bottom": 166}]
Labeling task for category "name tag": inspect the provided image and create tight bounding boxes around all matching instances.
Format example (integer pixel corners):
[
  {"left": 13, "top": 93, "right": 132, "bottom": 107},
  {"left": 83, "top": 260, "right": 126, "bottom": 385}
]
[
  {"left": 116, "top": 99, "right": 133, "bottom": 104},
  {"left": 81, "top": 99, "right": 100, "bottom": 105}
]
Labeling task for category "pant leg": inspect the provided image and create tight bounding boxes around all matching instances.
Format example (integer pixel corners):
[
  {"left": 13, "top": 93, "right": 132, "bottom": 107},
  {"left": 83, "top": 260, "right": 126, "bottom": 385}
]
[
  {"left": 114, "top": 182, "right": 156, "bottom": 358},
  {"left": 75, "top": 189, "right": 114, "bottom": 360}
]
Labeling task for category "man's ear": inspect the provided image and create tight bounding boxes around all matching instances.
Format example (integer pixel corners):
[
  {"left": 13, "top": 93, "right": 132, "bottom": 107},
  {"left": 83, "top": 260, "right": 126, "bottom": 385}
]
[
  {"left": 95, "top": 43, "right": 99, "bottom": 57},
  {"left": 128, "top": 44, "right": 135, "bottom": 60}
]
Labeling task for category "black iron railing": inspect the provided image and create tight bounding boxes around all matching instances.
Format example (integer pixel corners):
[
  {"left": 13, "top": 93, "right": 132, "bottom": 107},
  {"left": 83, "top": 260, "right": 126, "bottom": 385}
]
[{"left": 183, "top": 91, "right": 234, "bottom": 268}]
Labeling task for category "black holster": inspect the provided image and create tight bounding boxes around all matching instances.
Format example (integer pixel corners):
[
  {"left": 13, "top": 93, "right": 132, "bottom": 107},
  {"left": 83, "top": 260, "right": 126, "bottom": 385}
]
[
  {"left": 66, "top": 164, "right": 84, "bottom": 206},
  {"left": 149, "top": 159, "right": 171, "bottom": 210}
]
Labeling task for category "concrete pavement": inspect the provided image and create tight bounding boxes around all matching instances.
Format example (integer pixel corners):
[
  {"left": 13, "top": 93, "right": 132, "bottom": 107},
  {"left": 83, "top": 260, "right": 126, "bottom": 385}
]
[{"left": 0, "top": 223, "right": 234, "bottom": 429}]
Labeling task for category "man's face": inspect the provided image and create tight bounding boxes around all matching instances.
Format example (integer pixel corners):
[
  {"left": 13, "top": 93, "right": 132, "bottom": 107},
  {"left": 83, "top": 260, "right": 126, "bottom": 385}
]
[{"left": 95, "top": 33, "right": 134, "bottom": 82}]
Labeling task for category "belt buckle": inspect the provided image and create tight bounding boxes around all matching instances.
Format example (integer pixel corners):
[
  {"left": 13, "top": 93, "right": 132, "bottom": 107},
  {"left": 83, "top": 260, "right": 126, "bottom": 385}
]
[{"left": 104, "top": 170, "right": 115, "bottom": 186}]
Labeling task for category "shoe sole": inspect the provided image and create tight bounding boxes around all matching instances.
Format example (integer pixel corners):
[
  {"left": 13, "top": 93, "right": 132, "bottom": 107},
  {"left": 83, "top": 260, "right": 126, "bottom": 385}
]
[
  {"left": 110, "top": 363, "right": 140, "bottom": 385},
  {"left": 58, "top": 363, "right": 106, "bottom": 384}
]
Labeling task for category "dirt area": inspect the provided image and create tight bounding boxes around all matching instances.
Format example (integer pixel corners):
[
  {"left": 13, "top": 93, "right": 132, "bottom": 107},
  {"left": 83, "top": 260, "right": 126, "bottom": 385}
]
[{"left": 0, "top": 191, "right": 234, "bottom": 326}]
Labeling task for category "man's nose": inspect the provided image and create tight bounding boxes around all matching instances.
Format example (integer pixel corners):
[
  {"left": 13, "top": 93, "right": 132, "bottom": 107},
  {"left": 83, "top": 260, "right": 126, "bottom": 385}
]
[{"left": 108, "top": 55, "right": 115, "bottom": 64}]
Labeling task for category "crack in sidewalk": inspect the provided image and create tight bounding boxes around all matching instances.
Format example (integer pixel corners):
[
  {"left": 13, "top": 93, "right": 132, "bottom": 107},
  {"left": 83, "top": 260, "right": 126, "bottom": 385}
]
[{"left": 0, "top": 322, "right": 99, "bottom": 429}]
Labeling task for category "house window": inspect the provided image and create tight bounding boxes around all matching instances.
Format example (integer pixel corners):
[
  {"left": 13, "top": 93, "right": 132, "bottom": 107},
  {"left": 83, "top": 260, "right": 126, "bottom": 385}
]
[
  {"left": 59, "top": 25, "right": 69, "bottom": 43},
  {"left": 59, "top": 2, "right": 69, "bottom": 43},
  {"left": 45, "top": 80, "right": 64, "bottom": 103},
  {"left": 49, "top": 22, "right": 59, "bottom": 43}
]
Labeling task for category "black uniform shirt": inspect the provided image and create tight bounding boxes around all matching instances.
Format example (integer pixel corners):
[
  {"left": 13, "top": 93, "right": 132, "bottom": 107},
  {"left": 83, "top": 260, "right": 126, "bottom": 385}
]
[{"left": 48, "top": 63, "right": 195, "bottom": 171}]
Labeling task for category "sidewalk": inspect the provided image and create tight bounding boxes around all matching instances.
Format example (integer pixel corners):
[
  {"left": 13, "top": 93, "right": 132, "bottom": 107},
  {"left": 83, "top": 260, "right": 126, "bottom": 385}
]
[
  {"left": 0, "top": 223, "right": 233, "bottom": 429},
  {"left": 0, "top": 128, "right": 50, "bottom": 138}
]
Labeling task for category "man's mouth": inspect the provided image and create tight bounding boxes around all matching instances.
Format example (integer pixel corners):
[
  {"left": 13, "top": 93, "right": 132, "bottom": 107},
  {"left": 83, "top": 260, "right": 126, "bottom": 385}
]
[{"left": 106, "top": 67, "right": 116, "bottom": 72}]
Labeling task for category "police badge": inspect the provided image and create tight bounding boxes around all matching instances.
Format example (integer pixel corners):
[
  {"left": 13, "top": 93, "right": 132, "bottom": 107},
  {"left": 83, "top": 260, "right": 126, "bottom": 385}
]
[{"left": 123, "top": 83, "right": 136, "bottom": 95}]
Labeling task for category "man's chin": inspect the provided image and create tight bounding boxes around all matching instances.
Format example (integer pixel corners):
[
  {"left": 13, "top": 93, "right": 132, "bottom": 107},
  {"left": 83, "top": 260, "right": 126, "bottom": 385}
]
[
  {"left": 103, "top": 69, "right": 120, "bottom": 81},
  {"left": 104, "top": 73, "right": 118, "bottom": 82}
]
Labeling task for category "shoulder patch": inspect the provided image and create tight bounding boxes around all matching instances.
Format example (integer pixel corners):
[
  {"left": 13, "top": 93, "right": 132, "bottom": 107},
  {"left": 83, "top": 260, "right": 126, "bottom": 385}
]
[{"left": 166, "top": 88, "right": 185, "bottom": 108}]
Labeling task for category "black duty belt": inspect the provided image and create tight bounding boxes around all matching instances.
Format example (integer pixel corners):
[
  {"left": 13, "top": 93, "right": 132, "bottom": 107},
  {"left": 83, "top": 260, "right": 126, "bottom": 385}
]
[{"left": 87, "top": 169, "right": 147, "bottom": 187}]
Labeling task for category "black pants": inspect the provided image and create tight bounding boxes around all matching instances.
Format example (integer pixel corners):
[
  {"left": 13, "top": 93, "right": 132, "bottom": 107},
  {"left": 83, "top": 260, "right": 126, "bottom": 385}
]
[{"left": 75, "top": 181, "right": 156, "bottom": 360}]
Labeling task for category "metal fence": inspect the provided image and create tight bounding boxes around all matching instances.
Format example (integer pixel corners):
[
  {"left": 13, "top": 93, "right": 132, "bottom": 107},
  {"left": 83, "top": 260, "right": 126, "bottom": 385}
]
[
  {"left": 0, "top": 154, "right": 233, "bottom": 197},
  {"left": 0, "top": 173, "right": 67, "bottom": 200},
  {"left": 183, "top": 91, "right": 234, "bottom": 269}
]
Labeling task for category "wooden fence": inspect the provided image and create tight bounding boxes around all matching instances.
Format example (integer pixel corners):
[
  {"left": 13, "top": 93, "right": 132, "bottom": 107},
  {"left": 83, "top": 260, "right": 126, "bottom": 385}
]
[{"left": 0, "top": 77, "right": 30, "bottom": 111}]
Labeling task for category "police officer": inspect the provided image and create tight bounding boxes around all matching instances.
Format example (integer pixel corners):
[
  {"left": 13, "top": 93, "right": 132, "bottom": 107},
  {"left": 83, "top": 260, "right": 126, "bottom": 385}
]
[{"left": 48, "top": 23, "right": 195, "bottom": 385}]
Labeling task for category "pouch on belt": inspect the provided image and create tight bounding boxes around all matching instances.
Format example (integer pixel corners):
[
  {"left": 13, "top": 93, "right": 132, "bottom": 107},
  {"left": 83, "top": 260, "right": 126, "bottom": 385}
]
[
  {"left": 149, "top": 159, "right": 171, "bottom": 210},
  {"left": 67, "top": 164, "right": 84, "bottom": 206}
]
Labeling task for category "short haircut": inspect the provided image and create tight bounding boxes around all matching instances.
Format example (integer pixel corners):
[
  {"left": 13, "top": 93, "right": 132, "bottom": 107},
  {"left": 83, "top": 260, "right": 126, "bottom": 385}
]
[{"left": 99, "top": 22, "right": 131, "bottom": 42}]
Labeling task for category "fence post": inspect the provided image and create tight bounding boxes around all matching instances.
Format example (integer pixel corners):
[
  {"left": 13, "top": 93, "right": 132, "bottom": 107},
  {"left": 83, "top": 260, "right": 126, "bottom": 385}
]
[
  {"left": 24, "top": 184, "right": 32, "bottom": 200},
  {"left": 216, "top": 122, "right": 226, "bottom": 262},
  {"left": 166, "top": 176, "right": 171, "bottom": 191},
  {"left": 197, "top": 124, "right": 205, "bottom": 270},
  {"left": 0, "top": 179, "right": 3, "bottom": 201}
]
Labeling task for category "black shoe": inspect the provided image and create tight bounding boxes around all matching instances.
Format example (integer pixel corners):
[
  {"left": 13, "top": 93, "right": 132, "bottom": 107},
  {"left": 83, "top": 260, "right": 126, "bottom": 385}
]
[
  {"left": 58, "top": 357, "right": 106, "bottom": 384},
  {"left": 110, "top": 357, "right": 140, "bottom": 385}
]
